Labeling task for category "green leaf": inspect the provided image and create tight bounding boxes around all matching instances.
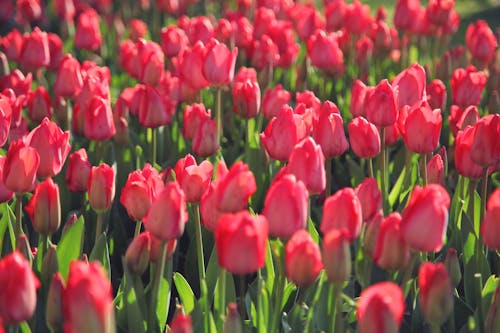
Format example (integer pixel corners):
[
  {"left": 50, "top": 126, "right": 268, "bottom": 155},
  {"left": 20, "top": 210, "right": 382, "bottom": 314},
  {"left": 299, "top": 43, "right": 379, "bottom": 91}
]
[
  {"left": 0, "top": 202, "right": 11, "bottom": 256},
  {"left": 264, "top": 241, "right": 275, "bottom": 294},
  {"left": 123, "top": 266, "right": 147, "bottom": 333},
  {"left": 89, "top": 232, "right": 111, "bottom": 277},
  {"left": 56, "top": 215, "right": 84, "bottom": 280},
  {"left": 173, "top": 272, "right": 195, "bottom": 313},
  {"left": 206, "top": 247, "right": 220, "bottom": 305},
  {"left": 388, "top": 168, "right": 406, "bottom": 208},
  {"left": 19, "top": 321, "right": 32, "bottom": 333},
  {"left": 482, "top": 275, "right": 500, "bottom": 315}
]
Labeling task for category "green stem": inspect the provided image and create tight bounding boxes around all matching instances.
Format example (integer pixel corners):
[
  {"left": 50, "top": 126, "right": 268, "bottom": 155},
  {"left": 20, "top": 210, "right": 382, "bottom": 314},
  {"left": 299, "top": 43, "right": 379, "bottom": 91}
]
[
  {"left": 149, "top": 240, "right": 167, "bottom": 332},
  {"left": 216, "top": 87, "right": 222, "bottom": 147},
  {"left": 15, "top": 194, "right": 23, "bottom": 239},
  {"left": 326, "top": 158, "right": 332, "bottom": 197},
  {"left": 95, "top": 213, "right": 103, "bottom": 245},
  {"left": 152, "top": 127, "right": 157, "bottom": 166},
  {"left": 421, "top": 154, "right": 428, "bottom": 186},
  {"left": 257, "top": 269, "right": 264, "bottom": 333},
  {"left": 400, "top": 253, "right": 418, "bottom": 297},
  {"left": 245, "top": 119, "right": 251, "bottom": 163},
  {"left": 134, "top": 221, "right": 142, "bottom": 238},
  {"left": 476, "top": 273, "right": 485, "bottom": 333},
  {"left": 329, "top": 284, "right": 341, "bottom": 333},
  {"left": 304, "top": 272, "right": 325, "bottom": 333},
  {"left": 380, "top": 127, "right": 388, "bottom": 215},
  {"left": 193, "top": 204, "right": 210, "bottom": 332},
  {"left": 430, "top": 323, "right": 441, "bottom": 333},
  {"left": 481, "top": 168, "right": 489, "bottom": 222},
  {"left": 218, "top": 268, "right": 227, "bottom": 330},
  {"left": 270, "top": 246, "right": 286, "bottom": 333},
  {"left": 447, "top": 302, "right": 456, "bottom": 333},
  {"left": 468, "top": 180, "right": 478, "bottom": 221},
  {"left": 367, "top": 158, "right": 374, "bottom": 179}
]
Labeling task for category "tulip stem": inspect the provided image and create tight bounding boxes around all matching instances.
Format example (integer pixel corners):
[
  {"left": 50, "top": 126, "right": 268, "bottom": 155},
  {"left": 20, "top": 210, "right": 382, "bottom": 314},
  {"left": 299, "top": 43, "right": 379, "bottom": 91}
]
[
  {"left": 329, "top": 284, "right": 342, "bottom": 333},
  {"left": 95, "top": 213, "right": 103, "bottom": 245},
  {"left": 218, "top": 268, "right": 227, "bottom": 329},
  {"left": 270, "top": 246, "right": 285, "bottom": 333},
  {"left": 304, "top": 272, "right": 325, "bottom": 333},
  {"left": 380, "top": 127, "right": 388, "bottom": 214},
  {"left": 193, "top": 204, "right": 210, "bottom": 332},
  {"left": 245, "top": 119, "right": 252, "bottom": 163},
  {"left": 134, "top": 221, "right": 142, "bottom": 238},
  {"left": 15, "top": 194, "right": 23, "bottom": 239},
  {"left": 150, "top": 240, "right": 167, "bottom": 332},
  {"left": 467, "top": 180, "right": 478, "bottom": 221},
  {"left": 151, "top": 127, "right": 157, "bottom": 166},
  {"left": 367, "top": 158, "right": 374, "bottom": 178},
  {"left": 400, "top": 253, "right": 418, "bottom": 297},
  {"left": 475, "top": 273, "right": 486, "bottom": 333},
  {"left": 481, "top": 167, "right": 488, "bottom": 222},
  {"left": 216, "top": 87, "right": 222, "bottom": 148},
  {"left": 421, "top": 154, "right": 428, "bottom": 186},
  {"left": 257, "top": 269, "right": 264, "bottom": 333},
  {"left": 326, "top": 158, "right": 332, "bottom": 197}
]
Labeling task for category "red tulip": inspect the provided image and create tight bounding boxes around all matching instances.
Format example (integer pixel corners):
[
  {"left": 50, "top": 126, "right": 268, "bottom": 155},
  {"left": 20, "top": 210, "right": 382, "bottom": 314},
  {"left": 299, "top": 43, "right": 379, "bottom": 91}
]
[
  {"left": 47, "top": 32, "right": 63, "bottom": 71},
  {"left": 27, "top": 86, "right": 52, "bottom": 122},
  {"left": 0, "top": 93, "right": 12, "bottom": 147},
  {"left": 160, "top": 25, "right": 189, "bottom": 58},
  {"left": 267, "top": 20, "right": 300, "bottom": 68},
  {"left": 232, "top": 79, "right": 261, "bottom": 119},
  {"left": 392, "top": 63, "right": 427, "bottom": 110},
  {"left": 138, "top": 84, "right": 171, "bottom": 128},
  {"left": 53, "top": 0, "right": 75, "bottom": 22},
  {"left": 0, "top": 251, "right": 40, "bottom": 324},
  {"left": 448, "top": 105, "right": 479, "bottom": 137},
  {"left": 418, "top": 262, "right": 453, "bottom": 325},
  {"left": 481, "top": 189, "right": 500, "bottom": 250},
  {"left": 394, "top": 0, "right": 420, "bottom": 31},
  {"left": 138, "top": 40, "right": 165, "bottom": 86},
  {"left": 262, "top": 174, "right": 308, "bottom": 238},
  {"left": 15, "top": 0, "right": 42, "bottom": 25},
  {"left": 313, "top": 101, "right": 349, "bottom": 158},
  {"left": 0, "top": 69, "right": 32, "bottom": 97},
  {"left": 215, "top": 211, "right": 268, "bottom": 274},
  {"left": 143, "top": 181, "right": 188, "bottom": 241},
  {"left": 465, "top": 20, "right": 498, "bottom": 65},
  {"left": 125, "top": 232, "right": 151, "bottom": 275},
  {"left": 450, "top": 66, "right": 487, "bottom": 108},
  {"left": 183, "top": 103, "right": 211, "bottom": 140},
  {"left": 287, "top": 137, "right": 326, "bottom": 195},
  {"left": 170, "top": 312, "right": 193, "bottom": 333},
  {"left": 357, "top": 282, "right": 405, "bottom": 333},
  {"left": 355, "top": 177, "right": 382, "bottom": 222},
  {"left": 427, "top": 153, "right": 445, "bottom": 185},
  {"left": 321, "top": 187, "right": 363, "bottom": 241},
  {"left": 325, "top": 0, "right": 347, "bottom": 32},
  {"left": 192, "top": 117, "right": 219, "bottom": 157},
  {"left": 399, "top": 101, "right": 442, "bottom": 154},
  {"left": 250, "top": 34, "right": 279, "bottom": 71},
  {"left": 348, "top": 117, "right": 381, "bottom": 159},
  {"left": 174, "top": 154, "right": 213, "bottom": 203},
  {"left": 344, "top": 0, "right": 373, "bottom": 35},
  {"left": 350, "top": 80, "right": 370, "bottom": 118},
  {"left": 75, "top": 8, "right": 102, "bottom": 51},
  {"left": 54, "top": 54, "right": 83, "bottom": 99},
  {"left": 215, "top": 161, "right": 256, "bottom": 213},
  {"left": 129, "top": 19, "right": 148, "bottom": 42},
  {"left": 0, "top": 157, "right": 14, "bottom": 203},
  {"left": 88, "top": 164, "right": 115, "bottom": 213},
  {"left": 470, "top": 114, "right": 500, "bottom": 167},
  {"left": 373, "top": 212, "right": 409, "bottom": 270},
  {"left": 366, "top": 79, "right": 398, "bottom": 127},
  {"left": 25, "top": 178, "right": 61, "bottom": 235},
  {"left": 2, "top": 29, "right": 23, "bottom": 63},
  {"left": 401, "top": 184, "right": 450, "bottom": 252},
  {"left": 285, "top": 230, "right": 322, "bottom": 288},
  {"left": 63, "top": 261, "right": 115, "bottom": 333},
  {"left": 307, "top": 29, "right": 344, "bottom": 76},
  {"left": 203, "top": 38, "right": 238, "bottom": 86},
  {"left": 3, "top": 139, "right": 40, "bottom": 194},
  {"left": 179, "top": 41, "right": 209, "bottom": 91},
  {"left": 46, "top": 273, "right": 64, "bottom": 332},
  {"left": 84, "top": 96, "right": 116, "bottom": 141},
  {"left": 66, "top": 148, "right": 91, "bottom": 192},
  {"left": 363, "top": 211, "right": 384, "bottom": 258},
  {"left": 19, "top": 27, "right": 50, "bottom": 71},
  {"left": 26, "top": 117, "right": 71, "bottom": 178},
  {"left": 322, "top": 229, "right": 351, "bottom": 284},
  {"left": 426, "top": 79, "right": 447, "bottom": 111},
  {"left": 262, "top": 84, "right": 291, "bottom": 119}
]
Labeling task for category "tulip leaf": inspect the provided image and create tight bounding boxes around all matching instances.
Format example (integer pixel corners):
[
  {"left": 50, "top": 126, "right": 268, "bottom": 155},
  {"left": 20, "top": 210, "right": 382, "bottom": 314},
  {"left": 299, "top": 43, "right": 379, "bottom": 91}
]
[
  {"left": 388, "top": 167, "right": 406, "bottom": 208},
  {"left": 18, "top": 321, "right": 32, "bottom": 333},
  {"left": 0, "top": 203, "right": 12, "bottom": 256},
  {"left": 156, "top": 259, "right": 172, "bottom": 332},
  {"left": 122, "top": 263, "right": 147, "bottom": 333},
  {"left": 89, "top": 232, "right": 111, "bottom": 277},
  {"left": 56, "top": 215, "right": 84, "bottom": 280},
  {"left": 264, "top": 241, "right": 275, "bottom": 294},
  {"left": 206, "top": 247, "right": 220, "bottom": 304},
  {"left": 482, "top": 275, "right": 500, "bottom": 316},
  {"left": 174, "top": 272, "right": 195, "bottom": 313}
]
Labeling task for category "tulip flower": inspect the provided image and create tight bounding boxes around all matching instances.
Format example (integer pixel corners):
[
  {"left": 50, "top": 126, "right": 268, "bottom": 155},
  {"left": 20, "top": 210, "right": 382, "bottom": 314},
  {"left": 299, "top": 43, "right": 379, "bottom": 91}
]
[
  {"left": 418, "top": 262, "right": 453, "bottom": 326},
  {"left": 232, "top": 79, "right": 261, "bottom": 119},
  {"left": 288, "top": 137, "right": 326, "bottom": 195},
  {"left": 262, "top": 84, "right": 291, "bottom": 119},
  {"left": 392, "top": 63, "right": 427, "bottom": 110},
  {"left": 170, "top": 312, "right": 193, "bottom": 333},
  {"left": 160, "top": 25, "right": 189, "bottom": 58},
  {"left": 307, "top": 29, "right": 344, "bottom": 76},
  {"left": 25, "top": 177, "right": 61, "bottom": 235},
  {"left": 27, "top": 86, "right": 52, "bottom": 122},
  {"left": 355, "top": 177, "right": 382, "bottom": 222},
  {"left": 179, "top": 41, "right": 209, "bottom": 91},
  {"left": 481, "top": 189, "right": 500, "bottom": 250},
  {"left": 88, "top": 164, "right": 115, "bottom": 214},
  {"left": 448, "top": 105, "right": 479, "bottom": 138},
  {"left": 322, "top": 229, "right": 351, "bottom": 285},
  {"left": 426, "top": 79, "right": 447, "bottom": 111},
  {"left": 54, "top": 54, "right": 83, "bottom": 99},
  {"left": 47, "top": 273, "right": 64, "bottom": 332},
  {"left": 450, "top": 66, "right": 487, "bottom": 108},
  {"left": 138, "top": 85, "right": 171, "bottom": 128},
  {"left": 0, "top": 93, "right": 12, "bottom": 147},
  {"left": 66, "top": 148, "right": 91, "bottom": 192},
  {"left": 373, "top": 213, "right": 410, "bottom": 270},
  {"left": 75, "top": 8, "right": 102, "bottom": 51},
  {"left": 321, "top": 187, "right": 363, "bottom": 241},
  {"left": 84, "top": 96, "right": 116, "bottom": 141},
  {"left": 174, "top": 154, "right": 213, "bottom": 203},
  {"left": 285, "top": 230, "right": 322, "bottom": 288},
  {"left": 465, "top": 20, "right": 498, "bottom": 65},
  {"left": 313, "top": 101, "right": 349, "bottom": 158},
  {"left": 19, "top": 27, "right": 50, "bottom": 71},
  {"left": 470, "top": 114, "right": 500, "bottom": 168},
  {"left": 348, "top": 117, "right": 381, "bottom": 159},
  {"left": 3, "top": 139, "right": 40, "bottom": 194},
  {"left": 192, "top": 118, "right": 219, "bottom": 157},
  {"left": 125, "top": 232, "right": 151, "bottom": 276},
  {"left": 203, "top": 38, "right": 238, "bottom": 86},
  {"left": 366, "top": 79, "right": 398, "bottom": 127},
  {"left": 427, "top": 154, "right": 445, "bottom": 185},
  {"left": 214, "top": 161, "right": 256, "bottom": 213},
  {"left": 350, "top": 80, "right": 370, "bottom": 118}
]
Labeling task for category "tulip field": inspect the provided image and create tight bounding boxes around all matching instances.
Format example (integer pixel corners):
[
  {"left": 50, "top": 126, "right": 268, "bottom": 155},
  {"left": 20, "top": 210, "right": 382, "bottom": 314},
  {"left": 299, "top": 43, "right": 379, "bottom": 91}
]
[{"left": 0, "top": 0, "right": 499, "bottom": 332}]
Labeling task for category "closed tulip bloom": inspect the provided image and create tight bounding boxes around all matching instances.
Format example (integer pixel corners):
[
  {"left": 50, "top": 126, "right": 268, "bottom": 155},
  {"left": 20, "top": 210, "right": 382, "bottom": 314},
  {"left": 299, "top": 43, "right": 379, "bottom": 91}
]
[
  {"left": 260, "top": 105, "right": 307, "bottom": 162},
  {"left": 481, "top": 189, "right": 500, "bottom": 250},
  {"left": 143, "top": 182, "right": 188, "bottom": 241},
  {"left": 140, "top": 43, "right": 164, "bottom": 87},
  {"left": 322, "top": 229, "right": 351, "bottom": 284},
  {"left": 262, "top": 174, "right": 308, "bottom": 238},
  {"left": 394, "top": 0, "right": 420, "bottom": 31},
  {"left": 84, "top": 96, "right": 116, "bottom": 141},
  {"left": 19, "top": 27, "right": 50, "bottom": 71},
  {"left": 138, "top": 85, "right": 171, "bottom": 128},
  {"left": 450, "top": 66, "right": 487, "bottom": 108},
  {"left": 88, "top": 164, "right": 115, "bottom": 214},
  {"left": 232, "top": 79, "right": 261, "bottom": 119},
  {"left": 357, "top": 282, "right": 405, "bottom": 333},
  {"left": 0, "top": 157, "right": 14, "bottom": 203},
  {"left": 355, "top": 177, "right": 382, "bottom": 222},
  {"left": 313, "top": 101, "right": 348, "bottom": 158},
  {"left": 465, "top": 20, "right": 498, "bottom": 65},
  {"left": 2, "top": 29, "right": 23, "bottom": 63},
  {"left": 160, "top": 25, "right": 189, "bottom": 58},
  {"left": 66, "top": 149, "right": 91, "bottom": 192},
  {"left": 3, "top": 139, "right": 40, "bottom": 194},
  {"left": 0, "top": 251, "right": 40, "bottom": 324},
  {"left": 125, "top": 232, "right": 151, "bottom": 276},
  {"left": 27, "top": 86, "right": 52, "bottom": 122},
  {"left": 75, "top": 8, "right": 102, "bottom": 51},
  {"left": 47, "top": 33, "right": 63, "bottom": 71},
  {"left": 174, "top": 155, "right": 213, "bottom": 203},
  {"left": 448, "top": 105, "right": 479, "bottom": 138},
  {"left": 288, "top": 137, "right": 326, "bottom": 195},
  {"left": 25, "top": 178, "right": 61, "bottom": 235},
  {"left": 183, "top": 103, "right": 211, "bottom": 141},
  {"left": 399, "top": 101, "right": 442, "bottom": 154},
  {"left": 401, "top": 184, "right": 450, "bottom": 252},
  {"left": 373, "top": 213, "right": 409, "bottom": 270},
  {"left": 350, "top": 80, "right": 370, "bottom": 118},
  {"left": 215, "top": 211, "right": 268, "bottom": 274},
  {"left": 321, "top": 187, "right": 363, "bottom": 241},
  {"left": 285, "top": 230, "right": 322, "bottom": 288},
  {"left": 455, "top": 127, "right": 483, "bottom": 179},
  {"left": 470, "top": 115, "right": 500, "bottom": 167},
  {"left": 192, "top": 117, "right": 219, "bottom": 157},
  {"left": 120, "top": 168, "right": 156, "bottom": 221},
  {"left": 392, "top": 63, "right": 427, "bottom": 110},
  {"left": 63, "top": 261, "right": 115, "bottom": 333},
  {"left": 46, "top": 273, "right": 64, "bottom": 333},
  {"left": 426, "top": 79, "right": 447, "bottom": 111},
  {"left": 215, "top": 161, "right": 256, "bottom": 213},
  {"left": 427, "top": 154, "right": 445, "bottom": 185},
  {"left": 366, "top": 79, "right": 398, "bottom": 127},
  {"left": 363, "top": 211, "right": 384, "bottom": 258},
  {"left": 0, "top": 94, "right": 12, "bottom": 147},
  {"left": 54, "top": 54, "right": 83, "bottom": 99},
  {"left": 26, "top": 117, "right": 71, "bottom": 178},
  {"left": 0, "top": 69, "right": 32, "bottom": 97},
  {"left": 418, "top": 262, "right": 453, "bottom": 326},
  {"left": 307, "top": 29, "right": 344, "bottom": 76},
  {"left": 348, "top": 117, "right": 381, "bottom": 159},
  {"left": 262, "top": 84, "right": 291, "bottom": 119},
  {"left": 179, "top": 41, "right": 209, "bottom": 91},
  {"left": 203, "top": 39, "right": 238, "bottom": 86},
  {"left": 170, "top": 312, "right": 193, "bottom": 333},
  {"left": 250, "top": 34, "right": 280, "bottom": 71}
]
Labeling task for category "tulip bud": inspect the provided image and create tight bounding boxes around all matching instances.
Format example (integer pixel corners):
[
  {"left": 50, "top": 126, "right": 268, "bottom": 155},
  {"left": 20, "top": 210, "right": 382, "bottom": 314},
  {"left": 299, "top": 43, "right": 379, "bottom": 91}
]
[
  {"left": 288, "top": 137, "right": 326, "bottom": 195},
  {"left": 426, "top": 79, "right": 447, "bottom": 111},
  {"left": 16, "top": 234, "right": 33, "bottom": 266},
  {"left": 125, "top": 232, "right": 151, "bottom": 276},
  {"left": 84, "top": 96, "right": 116, "bottom": 142},
  {"left": 42, "top": 244, "right": 59, "bottom": 286},
  {"left": 373, "top": 213, "right": 410, "bottom": 271},
  {"left": 313, "top": 101, "right": 349, "bottom": 158},
  {"left": 322, "top": 229, "right": 351, "bottom": 285},
  {"left": 465, "top": 20, "right": 497, "bottom": 66},
  {"left": 321, "top": 188, "right": 363, "bottom": 241},
  {"left": 25, "top": 178, "right": 61, "bottom": 235},
  {"left": 3, "top": 139, "right": 40, "bottom": 194},
  {"left": 47, "top": 273, "right": 65, "bottom": 333},
  {"left": 170, "top": 312, "right": 193, "bottom": 333},
  {"left": 348, "top": 117, "right": 381, "bottom": 159},
  {"left": 418, "top": 262, "right": 453, "bottom": 326},
  {"left": 0, "top": 251, "right": 40, "bottom": 324},
  {"left": 88, "top": 164, "right": 116, "bottom": 214},
  {"left": 366, "top": 79, "right": 398, "bottom": 127},
  {"left": 223, "top": 303, "right": 242, "bottom": 333},
  {"left": 363, "top": 211, "right": 384, "bottom": 258},
  {"left": 62, "top": 213, "right": 78, "bottom": 236},
  {"left": 392, "top": 63, "right": 427, "bottom": 110},
  {"left": 355, "top": 178, "right": 382, "bottom": 222},
  {"left": 285, "top": 230, "right": 322, "bottom": 288},
  {"left": 65, "top": 149, "right": 91, "bottom": 192},
  {"left": 427, "top": 154, "right": 445, "bottom": 185},
  {"left": 192, "top": 118, "right": 219, "bottom": 158},
  {"left": 232, "top": 79, "right": 261, "bottom": 119},
  {"left": 444, "top": 248, "right": 461, "bottom": 288},
  {"left": 75, "top": 8, "right": 102, "bottom": 51}
]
